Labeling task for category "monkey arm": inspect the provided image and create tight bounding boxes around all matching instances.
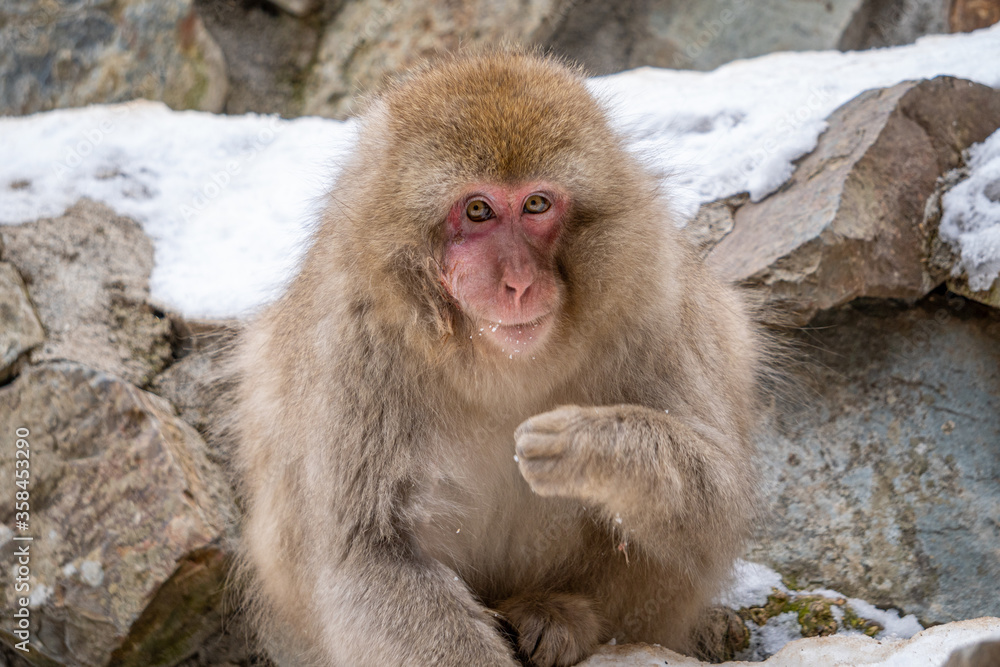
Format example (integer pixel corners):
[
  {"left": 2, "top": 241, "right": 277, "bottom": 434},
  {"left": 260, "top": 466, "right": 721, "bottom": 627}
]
[
  {"left": 306, "top": 549, "right": 519, "bottom": 666},
  {"left": 513, "top": 404, "right": 756, "bottom": 566}
]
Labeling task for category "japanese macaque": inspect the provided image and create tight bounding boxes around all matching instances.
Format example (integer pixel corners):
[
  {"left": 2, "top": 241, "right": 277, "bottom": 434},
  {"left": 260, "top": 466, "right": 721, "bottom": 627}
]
[{"left": 233, "top": 50, "right": 764, "bottom": 667}]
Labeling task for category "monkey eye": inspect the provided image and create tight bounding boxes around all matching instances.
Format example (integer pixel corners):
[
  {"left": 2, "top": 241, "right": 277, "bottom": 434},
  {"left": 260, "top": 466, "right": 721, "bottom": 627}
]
[
  {"left": 466, "top": 199, "right": 494, "bottom": 222},
  {"left": 523, "top": 194, "right": 551, "bottom": 214}
]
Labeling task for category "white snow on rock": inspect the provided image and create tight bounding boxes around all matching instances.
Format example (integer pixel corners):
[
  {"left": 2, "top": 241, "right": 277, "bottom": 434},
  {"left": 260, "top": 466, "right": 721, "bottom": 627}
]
[
  {"left": 716, "top": 560, "right": 923, "bottom": 661},
  {"left": 940, "top": 128, "right": 1000, "bottom": 292},
  {"left": 0, "top": 103, "right": 354, "bottom": 317},
  {"left": 579, "top": 617, "right": 1000, "bottom": 666},
  {"left": 1, "top": 23, "right": 999, "bottom": 317}
]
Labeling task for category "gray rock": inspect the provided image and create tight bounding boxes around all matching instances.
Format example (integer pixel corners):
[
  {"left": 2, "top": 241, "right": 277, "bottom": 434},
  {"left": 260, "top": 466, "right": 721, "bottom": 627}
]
[
  {"left": 546, "top": 0, "right": 947, "bottom": 75},
  {"left": 195, "top": 0, "right": 320, "bottom": 116},
  {"left": 752, "top": 292, "right": 1000, "bottom": 625},
  {"left": 0, "top": 0, "right": 227, "bottom": 116},
  {"left": 149, "top": 318, "right": 239, "bottom": 462},
  {"left": 943, "top": 638, "right": 1000, "bottom": 667},
  {"left": 301, "top": 0, "right": 567, "bottom": 118},
  {"left": 0, "top": 362, "right": 235, "bottom": 666},
  {"left": 0, "top": 199, "right": 172, "bottom": 387},
  {"left": 576, "top": 618, "right": 1000, "bottom": 665},
  {"left": 845, "top": 0, "right": 950, "bottom": 50},
  {"left": 703, "top": 77, "right": 1000, "bottom": 324},
  {"left": 0, "top": 262, "right": 44, "bottom": 383}
]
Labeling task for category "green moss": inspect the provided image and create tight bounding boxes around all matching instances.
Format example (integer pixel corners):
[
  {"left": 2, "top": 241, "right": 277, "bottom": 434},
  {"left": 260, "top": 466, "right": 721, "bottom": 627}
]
[
  {"left": 842, "top": 605, "right": 884, "bottom": 637},
  {"left": 739, "top": 590, "right": 850, "bottom": 638}
]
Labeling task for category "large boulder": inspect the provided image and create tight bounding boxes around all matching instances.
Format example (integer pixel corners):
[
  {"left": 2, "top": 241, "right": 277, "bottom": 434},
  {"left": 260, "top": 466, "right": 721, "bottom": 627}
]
[
  {"left": 699, "top": 76, "right": 1000, "bottom": 324},
  {"left": 0, "top": 199, "right": 172, "bottom": 387},
  {"left": 0, "top": 262, "right": 44, "bottom": 383},
  {"left": 301, "top": 0, "right": 569, "bottom": 118},
  {"left": 0, "top": 0, "right": 227, "bottom": 116},
  {"left": 752, "top": 292, "right": 1000, "bottom": 625},
  {"left": 0, "top": 362, "right": 235, "bottom": 666}
]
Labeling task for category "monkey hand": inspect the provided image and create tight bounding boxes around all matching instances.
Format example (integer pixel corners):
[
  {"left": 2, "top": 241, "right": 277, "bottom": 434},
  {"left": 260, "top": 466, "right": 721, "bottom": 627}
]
[{"left": 514, "top": 404, "right": 649, "bottom": 504}]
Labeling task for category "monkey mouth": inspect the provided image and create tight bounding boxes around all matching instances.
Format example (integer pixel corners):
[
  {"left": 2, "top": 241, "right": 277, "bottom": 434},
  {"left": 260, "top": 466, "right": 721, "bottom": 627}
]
[{"left": 474, "top": 314, "right": 554, "bottom": 356}]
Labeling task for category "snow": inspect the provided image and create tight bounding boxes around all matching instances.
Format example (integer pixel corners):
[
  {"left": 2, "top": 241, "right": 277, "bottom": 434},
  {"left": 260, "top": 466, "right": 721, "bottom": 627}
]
[
  {"left": 940, "top": 128, "right": 1000, "bottom": 291},
  {"left": 584, "top": 618, "right": 1000, "bottom": 666},
  {"left": 1, "top": 24, "right": 999, "bottom": 317},
  {"left": 716, "top": 559, "right": 786, "bottom": 609},
  {"left": 0, "top": 103, "right": 354, "bottom": 317},
  {"left": 715, "top": 560, "right": 924, "bottom": 661}
]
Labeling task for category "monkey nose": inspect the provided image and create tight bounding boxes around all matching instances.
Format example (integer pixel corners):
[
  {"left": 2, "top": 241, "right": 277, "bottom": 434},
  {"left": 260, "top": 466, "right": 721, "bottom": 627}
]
[{"left": 503, "top": 275, "right": 532, "bottom": 308}]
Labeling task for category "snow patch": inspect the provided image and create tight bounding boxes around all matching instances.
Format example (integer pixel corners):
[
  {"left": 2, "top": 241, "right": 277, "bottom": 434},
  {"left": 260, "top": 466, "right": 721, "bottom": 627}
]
[{"left": 941, "top": 128, "right": 1000, "bottom": 292}]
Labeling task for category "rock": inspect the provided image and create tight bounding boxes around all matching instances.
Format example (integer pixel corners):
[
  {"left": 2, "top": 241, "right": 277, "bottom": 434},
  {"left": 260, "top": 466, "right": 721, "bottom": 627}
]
[
  {"left": 844, "top": 0, "right": 950, "bottom": 50},
  {"left": 0, "top": 362, "right": 235, "bottom": 666},
  {"left": 752, "top": 291, "right": 1000, "bottom": 625},
  {"left": 577, "top": 617, "right": 1000, "bottom": 666},
  {"left": 301, "top": 0, "right": 566, "bottom": 118},
  {"left": 0, "top": 199, "right": 172, "bottom": 387},
  {"left": 0, "top": 262, "right": 44, "bottom": 383},
  {"left": 683, "top": 193, "right": 747, "bottom": 259},
  {"left": 703, "top": 76, "right": 1000, "bottom": 324},
  {"left": 0, "top": 0, "right": 227, "bottom": 116},
  {"left": 949, "top": 277, "right": 1000, "bottom": 308},
  {"left": 195, "top": 0, "right": 320, "bottom": 116},
  {"left": 950, "top": 0, "right": 1000, "bottom": 32},
  {"left": 943, "top": 639, "right": 1000, "bottom": 667},
  {"left": 546, "top": 0, "right": 945, "bottom": 75},
  {"left": 149, "top": 318, "right": 239, "bottom": 462}
]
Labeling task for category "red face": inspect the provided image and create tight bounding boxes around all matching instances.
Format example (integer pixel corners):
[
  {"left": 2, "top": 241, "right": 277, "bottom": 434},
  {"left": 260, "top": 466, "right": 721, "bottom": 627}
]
[{"left": 441, "top": 181, "right": 566, "bottom": 356}]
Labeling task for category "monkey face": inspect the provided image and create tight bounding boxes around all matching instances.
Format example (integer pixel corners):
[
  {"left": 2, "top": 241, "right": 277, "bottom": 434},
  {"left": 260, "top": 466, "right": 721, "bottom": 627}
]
[{"left": 440, "top": 180, "right": 567, "bottom": 355}]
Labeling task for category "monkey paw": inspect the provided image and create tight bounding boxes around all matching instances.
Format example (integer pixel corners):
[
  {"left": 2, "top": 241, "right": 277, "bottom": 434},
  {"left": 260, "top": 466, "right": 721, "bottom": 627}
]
[
  {"left": 496, "top": 592, "right": 604, "bottom": 667},
  {"left": 514, "top": 405, "right": 619, "bottom": 500}
]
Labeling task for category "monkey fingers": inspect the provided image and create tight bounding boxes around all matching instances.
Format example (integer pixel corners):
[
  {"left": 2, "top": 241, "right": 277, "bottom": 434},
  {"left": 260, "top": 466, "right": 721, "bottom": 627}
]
[{"left": 514, "top": 405, "right": 615, "bottom": 500}]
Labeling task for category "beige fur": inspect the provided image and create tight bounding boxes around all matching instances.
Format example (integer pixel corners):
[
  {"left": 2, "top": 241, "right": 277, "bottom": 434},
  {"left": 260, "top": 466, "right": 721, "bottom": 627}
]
[{"left": 232, "top": 49, "right": 765, "bottom": 666}]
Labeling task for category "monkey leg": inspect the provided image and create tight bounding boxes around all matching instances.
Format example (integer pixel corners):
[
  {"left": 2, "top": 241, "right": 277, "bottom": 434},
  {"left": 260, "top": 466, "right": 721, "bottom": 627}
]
[{"left": 495, "top": 591, "right": 605, "bottom": 667}]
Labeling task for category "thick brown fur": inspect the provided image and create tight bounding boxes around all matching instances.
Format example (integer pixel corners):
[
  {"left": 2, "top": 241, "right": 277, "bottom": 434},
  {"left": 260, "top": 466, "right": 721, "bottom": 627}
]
[{"left": 233, "top": 49, "right": 765, "bottom": 666}]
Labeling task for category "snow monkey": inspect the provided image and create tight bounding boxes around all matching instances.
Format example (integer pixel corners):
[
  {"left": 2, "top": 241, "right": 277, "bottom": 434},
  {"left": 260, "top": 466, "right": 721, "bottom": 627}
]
[{"left": 233, "top": 50, "right": 764, "bottom": 667}]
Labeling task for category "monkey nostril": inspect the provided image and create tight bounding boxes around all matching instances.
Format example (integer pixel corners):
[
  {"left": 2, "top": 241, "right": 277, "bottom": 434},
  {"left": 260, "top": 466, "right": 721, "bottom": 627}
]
[{"left": 504, "top": 281, "right": 531, "bottom": 306}]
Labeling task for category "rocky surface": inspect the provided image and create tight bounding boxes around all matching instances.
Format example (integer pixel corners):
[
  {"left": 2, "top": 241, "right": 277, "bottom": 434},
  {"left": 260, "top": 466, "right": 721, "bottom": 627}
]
[
  {"left": 0, "top": 0, "right": 227, "bottom": 116},
  {"left": 301, "top": 0, "right": 566, "bottom": 118},
  {"left": 148, "top": 318, "right": 239, "bottom": 462},
  {"left": 3, "top": 0, "right": 976, "bottom": 120},
  {"left": 950, "top": 0, "right": 1000, "bottom": 32},
  {"left": 0, "top": 362, "right": 235, "bottom": 667},
  {"left": 702, "top": 76, "right": 1000, "bottom": 324},
  {"left": 752, "top": 291, "right": 1000, "bottom": 625},
  {"left": 193, "top": 0, "right": 319, "bottom": 117},
  {"left": 0, "top": 261, "right": 44, "bottom": 383},
  {"left": 579, "top": 617, "right": 1000, "bottom": 666},
  {"left": 0, "top": 199, "right": 172, "bottom": 387}
]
